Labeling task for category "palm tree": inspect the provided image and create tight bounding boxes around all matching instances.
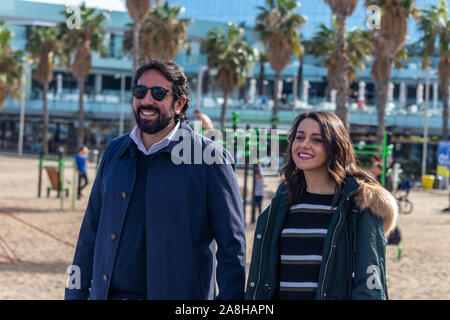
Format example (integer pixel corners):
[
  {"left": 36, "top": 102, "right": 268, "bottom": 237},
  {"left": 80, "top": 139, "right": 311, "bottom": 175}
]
[
  {"left": 296, "top": 40, "right": 313, "bottom": 102},
  {"left": 200, "top": 24, "right": 255, "bottom": 130},
  {"left": 123, "top": 2, "right": 190, "bottom": 62},
  {"left": 125, "top": 0, "right": 151, "bottom": 72},
  {"left": 27, "top": 26, "right": 61, "bottom": 155},
  {"left": 312, "top": 23, "right": 339, "bottom": 98},
  {"left": 417, "top": 0, "right": 450, "bottom": 140},
  {"left": 0, "top": 22, "right": 23, "bottom": 112},
  {"left": 140, "top": 2, "right": 191, "bottom": 61},
  {"left": 324, "top": 0, "right": 359, "bottom": 129},
  {"left": 311, "top": 20, "right": 373, "bottom": 100},
  {"left": 255, "top": 0, "right": 306, "bottom": 128},
  {"left": 366, "top": 0, "right": 418, "bottom": 144},
  {"left": 58, "top": 4, "right": 109, "bottom": 150}
]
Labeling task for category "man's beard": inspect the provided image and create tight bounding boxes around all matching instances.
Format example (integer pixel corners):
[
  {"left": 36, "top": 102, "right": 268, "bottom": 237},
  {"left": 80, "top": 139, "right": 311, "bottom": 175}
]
[{"left": 134, "top": 102, "right": 175, "bottom": 134}]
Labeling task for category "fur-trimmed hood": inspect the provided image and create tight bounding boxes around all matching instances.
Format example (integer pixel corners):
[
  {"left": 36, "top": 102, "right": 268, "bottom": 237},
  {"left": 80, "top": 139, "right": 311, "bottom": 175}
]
[{"left": 353, "top": 177, "right": 398, "bottom": 236}]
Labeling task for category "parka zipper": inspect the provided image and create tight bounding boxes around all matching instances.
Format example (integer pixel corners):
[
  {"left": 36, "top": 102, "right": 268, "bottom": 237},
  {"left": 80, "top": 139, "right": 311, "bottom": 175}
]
[
  {"left": 252, "top": 202, "right": 273, "bottom": 300},
  {"left": 349, "top": 205, "right": 357, "bottom": 299},
  {"left": 319, "top": 188, "right": 360, "bottom": 299}
]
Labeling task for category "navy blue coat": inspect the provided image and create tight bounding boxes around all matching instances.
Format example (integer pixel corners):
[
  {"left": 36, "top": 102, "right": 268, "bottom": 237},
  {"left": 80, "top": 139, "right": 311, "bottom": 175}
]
[{"left": 65, "top": 122, "right": 246, "bottom": 300}]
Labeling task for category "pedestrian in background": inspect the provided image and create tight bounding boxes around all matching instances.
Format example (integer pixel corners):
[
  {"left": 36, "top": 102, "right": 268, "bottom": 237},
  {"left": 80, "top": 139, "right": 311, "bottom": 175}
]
[
  {"left": 75, "top": 146, "right": 89, "bottom": 200},
  {"left": 194, "top": 109, "right": 214, "bottom": 131},
  {"left": 253, "top": 163, "right": 265, "bottom": 216},
  {"left": 370, "top": 163, "right": 383, "bottom": 183}
]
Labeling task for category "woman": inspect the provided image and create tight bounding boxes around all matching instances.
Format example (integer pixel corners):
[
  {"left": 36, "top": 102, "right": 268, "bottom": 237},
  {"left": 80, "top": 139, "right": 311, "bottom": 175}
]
[{"left": 245, "top": 111, "right": 398, "bottom": 300}]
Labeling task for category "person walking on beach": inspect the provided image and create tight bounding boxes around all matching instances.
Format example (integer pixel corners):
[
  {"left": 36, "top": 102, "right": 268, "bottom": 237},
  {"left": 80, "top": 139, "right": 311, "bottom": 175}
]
[
  {"left": 194, "top": 109, "right": 214, "bottom": 131},
  {"left": 245, "top": 111, "right": 398, "bottom": 300},
  {"left": 65, "top": 58, "right": 246, "bottom": 300},
  {"left": 75, "top": 146, "right": 89, "bottom": 200},
  {"left": 370, "top": 162, "right": 383, "bottom": 183},
  {"left": 253, "top": 163, "right": 265, "bottom": 216}
]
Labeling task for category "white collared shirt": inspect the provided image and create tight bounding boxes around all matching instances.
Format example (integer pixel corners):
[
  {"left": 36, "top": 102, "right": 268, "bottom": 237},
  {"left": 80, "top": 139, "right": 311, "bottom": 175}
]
[{"left": 129, "top": 121, "right": 180, "bottom": 155}]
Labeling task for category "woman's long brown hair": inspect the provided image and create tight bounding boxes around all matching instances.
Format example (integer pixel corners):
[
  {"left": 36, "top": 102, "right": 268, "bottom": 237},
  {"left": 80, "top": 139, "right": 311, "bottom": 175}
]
[{"left": 280, "top": 111, "right": 378, "bottom": 207}]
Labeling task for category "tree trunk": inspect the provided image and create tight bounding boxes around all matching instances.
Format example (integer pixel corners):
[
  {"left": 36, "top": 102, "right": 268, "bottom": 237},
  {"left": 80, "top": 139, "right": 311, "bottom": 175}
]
[
  {"left": 297, "top": 56, "right": 304, "bottom": 101},
  {"left": 0, "top": 81, "right": 7, "bottom": 112},
  {"left": 375, "top": 57, "right": 393, "bottom": 145},
  {"left": 258, "top": 62, "right": 265, "bottom": 97},
  {"left": 239, "top": 80, "right": 246, "bottom": 100},
  {"left": 336, "top": 13, "right": 349, "bottom": 130},
  {"left": 272, "top": 71, "right": 281, "bottom": 130},
  {"left": 442, "top": 78, "right": 449, "bottom": 141},
  {"left": 77, "top": 77, "right": 85, "bottom": 150},
  {"left": 221, "top": 92, "right": 228, "bottom": 132},
  {"left": 43, "top": 82, "right": 49, "bottom": 156},
  {"left": 130, "top": 24, "right": 140, "bottom": 132},
  {"left": 202, "top": 68, "right": 210, "bottom": 95},
  {"left": 375, "top": 83, "right": 388, "bottom": 145},
  {"left": 325, "top": 84, "right": 330, "bottom": 102},
  {"left": 132, "top": 22, "right": 140, "bottom": 72}
]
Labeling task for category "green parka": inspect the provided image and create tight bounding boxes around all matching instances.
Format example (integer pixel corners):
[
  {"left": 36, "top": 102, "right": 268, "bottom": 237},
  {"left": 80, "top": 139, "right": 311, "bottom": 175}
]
[{"left": 245, "top": 175, "right": 398, "bottom": 300}]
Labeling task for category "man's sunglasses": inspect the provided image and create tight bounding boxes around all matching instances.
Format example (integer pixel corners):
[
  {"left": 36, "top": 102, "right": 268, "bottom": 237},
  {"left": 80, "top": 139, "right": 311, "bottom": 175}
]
[{"left": 132, "top": 85, "right": 174, "bottom": 101}]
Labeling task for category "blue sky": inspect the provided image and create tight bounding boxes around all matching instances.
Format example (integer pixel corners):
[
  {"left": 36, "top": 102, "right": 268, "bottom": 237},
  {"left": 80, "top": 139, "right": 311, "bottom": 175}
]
[{"left": 24, "top": 0, "right": 127, "bottom": 11}]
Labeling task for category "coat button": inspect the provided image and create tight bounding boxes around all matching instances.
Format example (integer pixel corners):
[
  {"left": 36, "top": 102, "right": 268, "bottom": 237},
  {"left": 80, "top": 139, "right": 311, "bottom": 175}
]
[
  {"left": 121, "top": 192, "right": 127, "bottom": 198},
  {"left": 110, "top": 233, "right": 117, "bottom": 240},
  {"left": 256, "top": 234, "right": 262, "bottom": 239},
  {"left": 103, "top": 274, "right": 108, "bottom": 282},
  {"left": 249, "top": 282, "right": 255, "bottom": 287}
]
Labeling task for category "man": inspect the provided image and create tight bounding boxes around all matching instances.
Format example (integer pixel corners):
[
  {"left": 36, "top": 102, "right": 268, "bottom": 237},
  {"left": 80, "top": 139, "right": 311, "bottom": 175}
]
[
  {"left": 370, "top": 163, "right": 383, "bottom": 183},
  {"left": 74, "top": 146, "right": 89, "bottom": 200},
  {"left": 253, "top": 163, "right": 264, "bottom": 217},
  {"left": 65, "top": 59, "right": 246, "bottom": 300},
  {"left": 194, "top": 109, "right": 214, "bottom": 131}
]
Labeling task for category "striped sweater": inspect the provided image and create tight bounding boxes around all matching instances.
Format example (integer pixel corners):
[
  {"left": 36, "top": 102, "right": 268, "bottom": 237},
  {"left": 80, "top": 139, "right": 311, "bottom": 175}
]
[{"left": 278, "top": 191, "right": 336, "bottom": 300}]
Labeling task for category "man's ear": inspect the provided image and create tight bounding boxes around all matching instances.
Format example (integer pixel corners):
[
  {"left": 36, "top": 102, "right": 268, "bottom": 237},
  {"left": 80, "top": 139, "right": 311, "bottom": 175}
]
[{"left": 175, "top": 97, "right": 186, "bottom": 116}]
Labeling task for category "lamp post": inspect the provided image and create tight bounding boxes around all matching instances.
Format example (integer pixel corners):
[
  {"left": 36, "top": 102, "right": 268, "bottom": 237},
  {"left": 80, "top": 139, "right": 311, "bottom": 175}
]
[
  {"left": 399, "top": 82, "right": 406, "bottom": 109},
  {"left": 115, "top": 72, "right": 126, "bottom": 136},
  {"left": 18, "top": 61, "right": 30, "bottom": 155},
  {"left": 196, "top": 65, "right": 207, "bottom": 110},
  {"left": 421, "top": 67, "right": 431, "bottom": 178},
  {"left": 302, "top": 80, "right": 310, "bottom": 104}
]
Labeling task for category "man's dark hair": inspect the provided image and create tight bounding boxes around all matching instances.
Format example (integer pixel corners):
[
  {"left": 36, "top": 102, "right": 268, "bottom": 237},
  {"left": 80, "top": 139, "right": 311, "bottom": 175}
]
[{"left": 133, "top": 58, "right": 190, "bottom": 121}]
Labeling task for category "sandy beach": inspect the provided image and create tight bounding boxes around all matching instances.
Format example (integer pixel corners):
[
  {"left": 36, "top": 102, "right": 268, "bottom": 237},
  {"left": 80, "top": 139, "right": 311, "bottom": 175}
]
[{"left": 0, "top": 153, "right": 449, "bottom": 300}]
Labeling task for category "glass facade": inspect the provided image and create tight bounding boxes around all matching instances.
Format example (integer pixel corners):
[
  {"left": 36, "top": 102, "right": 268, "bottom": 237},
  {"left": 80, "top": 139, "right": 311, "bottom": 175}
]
[
  {"left": 171, "top": 0, "right": 442, "bottom": 42},
  {"left": 0, "top": 0, "right": 447, "bottom": 158}
]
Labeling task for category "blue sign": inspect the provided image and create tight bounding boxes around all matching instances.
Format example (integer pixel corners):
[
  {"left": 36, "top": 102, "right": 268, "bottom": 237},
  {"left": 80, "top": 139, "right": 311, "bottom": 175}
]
[{"left": 437, "top": 141, "right": 450, "bottom": 176}]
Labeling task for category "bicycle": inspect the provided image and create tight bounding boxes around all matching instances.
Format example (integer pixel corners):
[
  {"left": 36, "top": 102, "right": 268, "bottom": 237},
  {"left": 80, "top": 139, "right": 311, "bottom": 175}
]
[{"left": 395, "top": 180, "right": 413, "bottom": 214}]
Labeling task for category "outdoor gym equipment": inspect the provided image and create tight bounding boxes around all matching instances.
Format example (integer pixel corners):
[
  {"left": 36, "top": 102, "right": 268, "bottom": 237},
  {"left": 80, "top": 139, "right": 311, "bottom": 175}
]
[
  {"left": 37, "top": 153, "right": 77, "bottom": 211},
  {"left": 352, "top": 132, "right": 394, "bottom": 189},
  {"left": 211, "top": 112, "right": 395, "bottom": 225}
]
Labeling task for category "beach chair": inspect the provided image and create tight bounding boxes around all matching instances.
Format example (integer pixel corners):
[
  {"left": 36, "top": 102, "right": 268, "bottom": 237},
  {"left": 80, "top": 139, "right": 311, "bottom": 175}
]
[{"left": 44, "top": 166, "right": 69, "bottom": 198}]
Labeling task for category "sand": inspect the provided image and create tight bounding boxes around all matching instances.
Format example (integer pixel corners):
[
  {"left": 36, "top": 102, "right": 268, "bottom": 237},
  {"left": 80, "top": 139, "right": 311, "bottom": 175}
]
[{"left": 0, "top": 154, "right": 449, "bottom": 300}]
